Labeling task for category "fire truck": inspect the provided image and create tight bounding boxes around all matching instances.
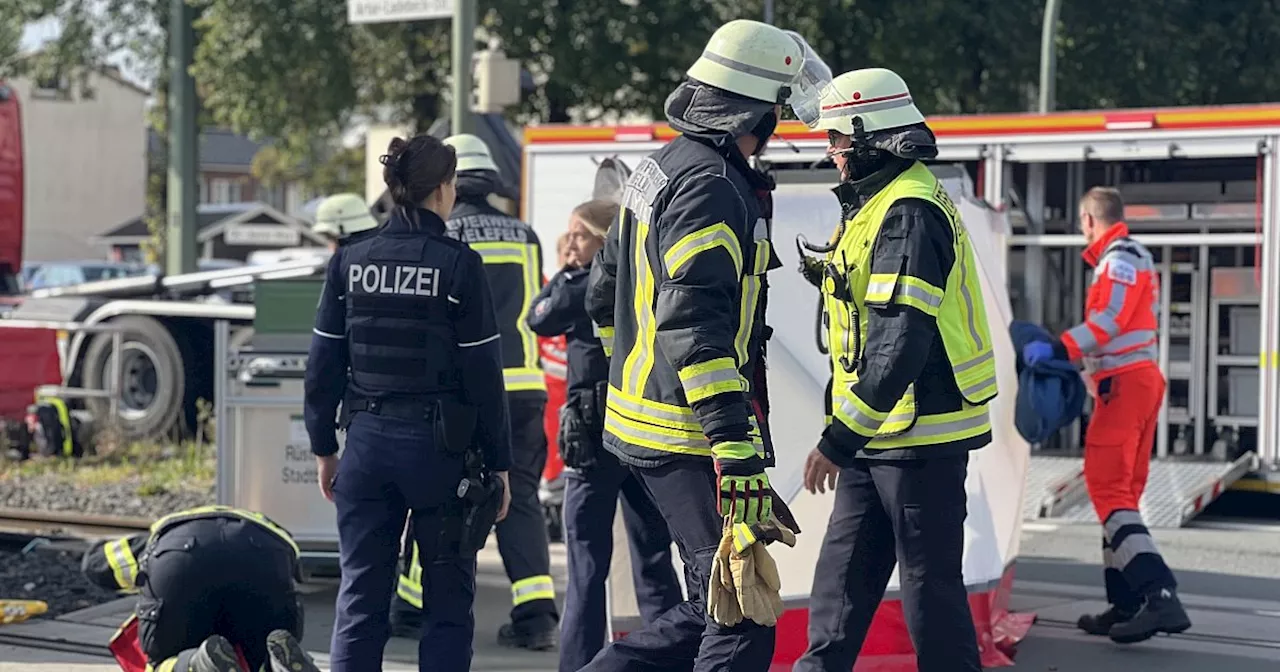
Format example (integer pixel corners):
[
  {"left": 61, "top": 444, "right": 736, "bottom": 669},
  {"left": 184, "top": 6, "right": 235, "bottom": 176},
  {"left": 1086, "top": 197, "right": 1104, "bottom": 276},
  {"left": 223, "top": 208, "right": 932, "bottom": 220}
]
[{"left": 519, "top": 104, "right": 1280, "bottom": 667}]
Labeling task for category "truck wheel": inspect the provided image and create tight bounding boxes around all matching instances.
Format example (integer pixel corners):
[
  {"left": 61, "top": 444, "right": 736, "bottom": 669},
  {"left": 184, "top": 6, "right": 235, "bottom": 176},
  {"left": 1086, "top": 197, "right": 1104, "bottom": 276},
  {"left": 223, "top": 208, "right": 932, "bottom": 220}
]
[{"left": 82, "top": 315, "right": 185, "bottom": 442}]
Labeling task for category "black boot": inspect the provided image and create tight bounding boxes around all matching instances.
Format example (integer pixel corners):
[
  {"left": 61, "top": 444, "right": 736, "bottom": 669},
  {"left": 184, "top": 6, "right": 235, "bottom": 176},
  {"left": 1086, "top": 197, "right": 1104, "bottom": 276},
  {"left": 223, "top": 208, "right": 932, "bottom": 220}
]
[
  {"left": 188, "top": 635, "right": 241, "bottom": 672},
  {"left": 1076, "top": 605, "right": 1135, "bottom": 636},
  {"left": 497, "top": 616, "right": 558, "bottom": 651},
  {"left": 266, "top": 629, "right": 321, "bottom": 672},
  {"left": 1109, "top": 588, "right": 1192, "bottom": 644}
]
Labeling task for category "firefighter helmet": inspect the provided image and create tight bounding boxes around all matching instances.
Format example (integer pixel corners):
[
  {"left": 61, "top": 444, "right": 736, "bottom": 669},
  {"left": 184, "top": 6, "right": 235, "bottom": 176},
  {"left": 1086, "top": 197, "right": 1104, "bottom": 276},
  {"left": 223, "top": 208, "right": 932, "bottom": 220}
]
[
  {"left": 686, "top": 21, "right": 802, "bottom": 103},
  {"left": 443, "top": 133, "right": 500, "bottom": 174},
  {"left": 313, "top": 193, "right": 378, "bottom": 239},
  {"left": 815, "top": 68, "right": 926, "bottom": 136}
]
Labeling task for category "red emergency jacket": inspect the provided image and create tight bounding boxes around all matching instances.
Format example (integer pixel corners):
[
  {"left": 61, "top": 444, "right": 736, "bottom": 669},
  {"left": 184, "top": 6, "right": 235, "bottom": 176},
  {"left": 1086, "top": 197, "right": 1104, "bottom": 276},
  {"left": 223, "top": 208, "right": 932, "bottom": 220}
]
[
  {"left": 1061, "top": 223, "right": 1160, "bottom": 379},
  {"left": 540, "top": 333, "right": 568, "bottom": 482}
]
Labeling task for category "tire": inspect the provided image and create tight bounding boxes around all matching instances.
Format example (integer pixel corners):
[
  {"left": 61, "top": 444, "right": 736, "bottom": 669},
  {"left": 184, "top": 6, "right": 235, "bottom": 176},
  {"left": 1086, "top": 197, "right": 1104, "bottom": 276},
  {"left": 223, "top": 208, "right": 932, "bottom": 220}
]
[{"left": 82, "top": 315, "right": 185, "bottom": 442}]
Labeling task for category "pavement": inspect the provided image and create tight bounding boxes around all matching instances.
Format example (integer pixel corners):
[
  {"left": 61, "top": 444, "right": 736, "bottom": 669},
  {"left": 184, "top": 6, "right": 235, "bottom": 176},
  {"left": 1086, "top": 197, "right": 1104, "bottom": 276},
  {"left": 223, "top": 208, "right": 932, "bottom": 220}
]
[{"left": 3, "top": 517, "right": 1280, "bottom": 671}]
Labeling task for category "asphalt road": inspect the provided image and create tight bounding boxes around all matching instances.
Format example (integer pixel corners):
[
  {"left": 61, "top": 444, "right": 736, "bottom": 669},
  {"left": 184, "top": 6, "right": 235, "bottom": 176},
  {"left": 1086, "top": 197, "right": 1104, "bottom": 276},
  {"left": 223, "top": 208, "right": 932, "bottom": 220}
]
[{"left": 4, "top": 518, "right": 1279, "bottom": 671}]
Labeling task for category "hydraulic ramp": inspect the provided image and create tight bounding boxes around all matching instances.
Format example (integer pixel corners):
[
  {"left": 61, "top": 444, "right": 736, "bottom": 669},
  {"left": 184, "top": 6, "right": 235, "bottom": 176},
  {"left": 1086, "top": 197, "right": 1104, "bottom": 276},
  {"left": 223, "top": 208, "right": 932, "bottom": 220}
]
[{"left": 1024, "top": 452, "right": 1258, "bottom": 528}]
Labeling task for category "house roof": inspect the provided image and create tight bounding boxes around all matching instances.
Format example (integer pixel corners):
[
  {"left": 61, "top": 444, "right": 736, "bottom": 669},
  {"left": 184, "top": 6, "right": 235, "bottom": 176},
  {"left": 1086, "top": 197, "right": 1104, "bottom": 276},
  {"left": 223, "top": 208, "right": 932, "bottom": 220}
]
[
  {"left": 147, "top": 128, "right": 270, "bottom": 170},
  {"left": 96, "top": 202, "right": 325, "bottom": 246}
]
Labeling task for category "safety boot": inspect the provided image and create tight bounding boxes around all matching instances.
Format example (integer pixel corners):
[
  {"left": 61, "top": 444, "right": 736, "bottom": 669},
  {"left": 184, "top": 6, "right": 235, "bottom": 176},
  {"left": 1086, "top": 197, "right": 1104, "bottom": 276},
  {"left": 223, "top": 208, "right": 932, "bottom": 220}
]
[
  {"left": 266, "top": 629, "right": 322, "bottom": 672},
  {"left": 1076, "top": 605, "right": 1135, "bottom": 636},
  {"left": 1108, "top": 588, "right": 1192, "bottom": 644},
  {"left": 497, "top": 617, "right": 558, "bottom": 651},
  {"left": 188, "top": 634, "right": 241, "bottom": 672}
]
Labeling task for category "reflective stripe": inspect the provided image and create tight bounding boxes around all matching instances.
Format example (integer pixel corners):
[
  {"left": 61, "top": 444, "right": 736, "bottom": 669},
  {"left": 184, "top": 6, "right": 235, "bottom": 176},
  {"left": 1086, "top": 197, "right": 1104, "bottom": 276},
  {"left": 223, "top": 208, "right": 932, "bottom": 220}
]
[
  {"left": 698, "top": 49, "right": 795, "bottom": 83},
  {"left": 313, "top": 328, "right": 342, "bottom": 339},
  {"left": 604, "top": 406, "right": 764, "bottom": 457},
  {"left": 104, "top": 538, "right": 138, "bottom": 590},
  {"left": 35, "top": 395, "right": 73, "bottom": 457},
  {"left": 663, "top": 223, "right": 743, "bottom": 277},
  {"left": 152, "top": 659, "right": 178, "bottom": 672},
  {"left": 833, "top": 388, "right": 891, "bottom": 437},
  {"left": 594, "top": 324, "right": 615, "bottom": 357},
  {"left": 621, "top": 221, "right": 658, "bottom": 397},
  {"left": 752, "top": 239, "right": 771, "bottom": 275},
  {"left": 733, "top": 275, "right": 763, "bottom": 379},
  {"left": 677, "top": 357, "right": 744, "bottom": 404},
  {"left": 151, "top": 506, "right": 299, "bottom": 557},
  {"left": 511, "top": 575, "right": 555, "bottom": 605},
  {"left": 542, "top": 360, "right": 568, "bottom": 379},
  {"left": 1103, "top": 329, "right": 1158, "bottom": 353},
  {"left": 865, "top": 405, "right": 991, "bottom": 450},
  {"left": 732, "top": 523, "right": 758, "bottom": 554},
  {"left": 821, "top": 93, "right": 916, "bottom": 119},
  {"left": 397, "top": 574, "right": 423, "bottom": 608},
  {"left": 608, "top": 384, "right": 701, "bottom": 430},
  {"left": 1112, "top": 531, "right": 1163, "bottom": 570},
  {"left": 864, "top": 273, "right": 898, "bottom": 304},
  {"left": 504, "top": 367, "right": 548, "bottom": 392},
  {"left": 895, "top": 276, "right": 944, "bottom": 316},
  {"left": 472, "top": 242, "right": 543, "bottom": 377}
]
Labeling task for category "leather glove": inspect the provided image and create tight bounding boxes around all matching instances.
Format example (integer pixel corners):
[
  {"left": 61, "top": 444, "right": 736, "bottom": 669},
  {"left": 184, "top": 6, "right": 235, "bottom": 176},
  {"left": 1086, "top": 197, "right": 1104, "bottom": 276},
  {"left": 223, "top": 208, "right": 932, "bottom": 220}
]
[
  {"left": 729, "top": 541, "right": 786, "bottom": 626},
  {"left": 712, "top": 441, "right": 771, "bottom": 526},
  {"left": 707, "top": 521, "right": 743, "bottom": 627}
]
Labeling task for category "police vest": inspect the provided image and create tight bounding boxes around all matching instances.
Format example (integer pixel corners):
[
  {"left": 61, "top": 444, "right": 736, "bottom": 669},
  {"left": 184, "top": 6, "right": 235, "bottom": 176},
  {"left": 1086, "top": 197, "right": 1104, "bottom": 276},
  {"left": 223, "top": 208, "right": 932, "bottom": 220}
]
[
  {"left": 822, "top": 161, "right": 998, "bottom": 450},
  {"left": 343, "top": 233, "right": 462, "bottom": 396},
  {"left": 447, "top": 202, "right": 546, "bottom": 396}
]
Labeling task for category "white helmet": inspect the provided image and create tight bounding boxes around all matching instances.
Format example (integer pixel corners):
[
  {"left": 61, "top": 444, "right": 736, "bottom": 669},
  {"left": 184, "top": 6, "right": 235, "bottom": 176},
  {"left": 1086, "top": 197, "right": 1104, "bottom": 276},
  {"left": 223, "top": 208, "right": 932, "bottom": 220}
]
[
  {"left": 313, "top": 193, "right": 379, "bottom": 239},
  {"left": 443, "top": 133, "right": 499, "bottom": 174},
  {"left": 686, "top": 20, "right": 833, "bottom": 127},
  {"left": 815, "top": 68, "right": 926, "bottom": 136}
]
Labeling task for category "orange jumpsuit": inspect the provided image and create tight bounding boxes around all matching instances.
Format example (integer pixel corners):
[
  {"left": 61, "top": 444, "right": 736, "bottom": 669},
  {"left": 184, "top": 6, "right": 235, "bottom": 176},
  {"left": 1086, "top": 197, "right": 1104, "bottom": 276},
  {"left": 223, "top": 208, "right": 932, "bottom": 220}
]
[{"left": 1059, "top": 222, "right": 1176, "bottom": 607}]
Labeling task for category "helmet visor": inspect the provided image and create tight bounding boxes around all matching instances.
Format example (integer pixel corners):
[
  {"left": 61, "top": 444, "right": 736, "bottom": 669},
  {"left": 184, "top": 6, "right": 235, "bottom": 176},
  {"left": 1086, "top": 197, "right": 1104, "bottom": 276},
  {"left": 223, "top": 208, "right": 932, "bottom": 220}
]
[{"left": 782, "top": 31, "right": 833, "bottom": 128}]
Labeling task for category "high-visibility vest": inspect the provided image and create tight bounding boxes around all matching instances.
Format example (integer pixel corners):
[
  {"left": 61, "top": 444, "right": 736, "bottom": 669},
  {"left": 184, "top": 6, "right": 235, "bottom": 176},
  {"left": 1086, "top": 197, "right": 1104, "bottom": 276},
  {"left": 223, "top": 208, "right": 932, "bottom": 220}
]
[{"left": 823, "top": 161, "right": 998, "bottom": 449}]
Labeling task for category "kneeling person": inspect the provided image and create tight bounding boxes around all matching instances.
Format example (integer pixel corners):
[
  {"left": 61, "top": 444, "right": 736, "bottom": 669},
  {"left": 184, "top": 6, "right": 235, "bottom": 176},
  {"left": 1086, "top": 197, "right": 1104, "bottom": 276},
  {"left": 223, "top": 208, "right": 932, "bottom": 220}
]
[{"left": 83, "top": 505, "right": 320, "bottom": 672}]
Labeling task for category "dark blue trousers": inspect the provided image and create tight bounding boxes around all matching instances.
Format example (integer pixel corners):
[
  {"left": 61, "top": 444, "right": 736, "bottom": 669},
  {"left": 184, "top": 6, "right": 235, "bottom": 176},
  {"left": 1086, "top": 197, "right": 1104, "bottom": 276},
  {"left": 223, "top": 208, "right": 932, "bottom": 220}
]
[
  {"left": 330, "top": 413, "right": 476, "bottom": 672},
  {"left": 580, "top": 459, "right": 775, "bottom": 672},
  {"left": 560, "top": 452, "right": 683, "bottom": 672}
]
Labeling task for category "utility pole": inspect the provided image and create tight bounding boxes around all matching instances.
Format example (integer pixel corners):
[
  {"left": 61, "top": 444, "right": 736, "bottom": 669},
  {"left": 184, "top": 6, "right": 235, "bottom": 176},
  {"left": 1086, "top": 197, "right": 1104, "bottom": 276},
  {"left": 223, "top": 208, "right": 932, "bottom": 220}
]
[
  {"left": 451, "top": 0, "right": 476, "bottom": 136},
  {"left": 166, "top": 0, "right": 198, "bottom": 276},
  {"left": 1038, "top": 0, "right": 1063, "bottom": 114},
  {"left": 763, "top": 0, "right": 774, "bottom": 24},
  {"left": 1026, "top": 0, "right": 1063, "bottom": 325}
]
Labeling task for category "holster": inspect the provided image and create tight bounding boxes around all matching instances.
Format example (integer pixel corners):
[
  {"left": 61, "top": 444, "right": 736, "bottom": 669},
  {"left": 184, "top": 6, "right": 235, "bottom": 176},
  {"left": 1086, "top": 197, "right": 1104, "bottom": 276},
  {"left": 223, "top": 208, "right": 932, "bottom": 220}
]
[
  {"left": 559, "top": 383, "right": 606, "bottom": 470},
  {"left": 456, "top": 450, "right": 504, "bottom": 554}
]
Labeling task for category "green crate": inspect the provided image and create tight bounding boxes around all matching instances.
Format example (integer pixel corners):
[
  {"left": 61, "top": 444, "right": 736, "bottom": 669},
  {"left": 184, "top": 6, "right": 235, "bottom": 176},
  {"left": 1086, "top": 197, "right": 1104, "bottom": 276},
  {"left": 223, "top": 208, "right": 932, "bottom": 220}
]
[{"left": 254, "top": 278, "right": 324, "bottom": 335}]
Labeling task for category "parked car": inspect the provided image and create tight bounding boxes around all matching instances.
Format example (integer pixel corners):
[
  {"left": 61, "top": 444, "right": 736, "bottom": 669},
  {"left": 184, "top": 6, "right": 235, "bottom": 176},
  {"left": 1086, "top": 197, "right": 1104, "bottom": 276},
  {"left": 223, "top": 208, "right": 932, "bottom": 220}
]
[{"left": 23, "top": 261, "right": 147, "bottom": 291}]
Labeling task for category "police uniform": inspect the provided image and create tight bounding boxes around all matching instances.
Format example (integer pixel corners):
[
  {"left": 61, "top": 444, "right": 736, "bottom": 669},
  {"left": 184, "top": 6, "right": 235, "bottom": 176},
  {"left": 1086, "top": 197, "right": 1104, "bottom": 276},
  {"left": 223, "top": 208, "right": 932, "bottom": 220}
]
[
  {"left": 527, "top": 264, "right": 683, "bottom": 672},
  {"left": 304, "top": 205, "right": 512, "bottom": 672},
  {"left": 82, "top": 506, "right": 304, "bottom": 672},
  {"left": 444, "top": 169, "right": 558, "bottom": 641}
]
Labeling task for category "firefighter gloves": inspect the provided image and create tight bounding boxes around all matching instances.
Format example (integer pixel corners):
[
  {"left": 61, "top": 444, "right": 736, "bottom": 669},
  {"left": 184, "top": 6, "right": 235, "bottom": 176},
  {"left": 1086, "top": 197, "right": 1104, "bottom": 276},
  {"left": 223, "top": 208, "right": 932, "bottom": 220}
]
[
  {"left": 708, "top": 524, "right": 744, "bottom": 627},
  {"left": 707, "top": 514, "right": 798, "bottom": 628},
  {"left": 731, "top": 540, "right": 786, "bottom": 627},
  {"left": 712, "top": 441, "right": 772, "bottom": 526}
]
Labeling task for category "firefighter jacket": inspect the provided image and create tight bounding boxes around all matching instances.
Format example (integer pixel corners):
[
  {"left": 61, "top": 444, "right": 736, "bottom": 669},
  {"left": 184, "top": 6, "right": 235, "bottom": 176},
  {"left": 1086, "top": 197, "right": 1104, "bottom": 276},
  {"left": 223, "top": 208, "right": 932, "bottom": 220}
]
[
  {"left": 585, "top": 134, "right": 779, "bottom": 467},
  {"left": 1057, "top": 223, "right": 1160, "bottom": 380},
  {"left": 446, "top": 173, "right": 547, "bottom": 400},
  {"left": 304, "top": 207, "right": 512, "bottom": 472},
  {"left": 818, "top": 159, "right": 998, "bottom": 465},
  {"left": 83, "top": 506, "right": 300, "bottom": 592},
  {"left": 527, "top": 264, "right": 609, "bottom": 397}
]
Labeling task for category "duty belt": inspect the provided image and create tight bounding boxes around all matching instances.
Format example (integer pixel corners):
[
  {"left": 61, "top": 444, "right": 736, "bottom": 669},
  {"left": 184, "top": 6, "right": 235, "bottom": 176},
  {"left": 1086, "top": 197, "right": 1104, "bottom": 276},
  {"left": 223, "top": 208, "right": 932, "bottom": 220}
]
[{"left": 345, "top": 396, "right": 444, "bottom": 423}]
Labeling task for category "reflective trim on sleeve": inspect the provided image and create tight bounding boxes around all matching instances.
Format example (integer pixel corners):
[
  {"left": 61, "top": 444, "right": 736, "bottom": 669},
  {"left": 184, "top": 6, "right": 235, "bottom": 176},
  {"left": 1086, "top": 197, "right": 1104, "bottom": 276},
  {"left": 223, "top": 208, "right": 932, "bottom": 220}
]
[
  {"left": 503, "top": 367, "right": 548, "bottom": 392},
  {"left": 459, "top": 333, "right": 501, "bottom": 348},
  {"left": 833, "top": 388, "right": 891, "bottom": 437},
  {"left": 677, "top": 357, "right": 745, "bottom": 404},
  {"left": 594, "top": 324, "right": 615, "bottom": 357},
  {"left": 894, "top": 276, "right": 945, "bottom": 316},
  {"left": 864, "top": 404, "right": 990, "bottom": 450},
  {"left": 103, "top": 537, "right": 139, "bottom": 591},
  {"left": 864, "top": 273, "right": 898, "bottom": 305},
  {"left": 663, "top": 222, "right": 744, "bottom": 278},
  {"left": 313, "top": 328, "right": 343, "bottom": 340},
  {"left": 511, "top": 575, "right": 556, "bottom": 606}
]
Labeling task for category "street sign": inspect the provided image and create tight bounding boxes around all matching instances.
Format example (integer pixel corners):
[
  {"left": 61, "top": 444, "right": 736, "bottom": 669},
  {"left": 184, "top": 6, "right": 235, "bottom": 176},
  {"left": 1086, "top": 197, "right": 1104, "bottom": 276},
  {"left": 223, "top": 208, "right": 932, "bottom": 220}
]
[
  {"left": 348, "top": 0, "right": 455, "bottom": 24},
  {"left": 225, "top": 224, "right": 301, "bottom": 247}
]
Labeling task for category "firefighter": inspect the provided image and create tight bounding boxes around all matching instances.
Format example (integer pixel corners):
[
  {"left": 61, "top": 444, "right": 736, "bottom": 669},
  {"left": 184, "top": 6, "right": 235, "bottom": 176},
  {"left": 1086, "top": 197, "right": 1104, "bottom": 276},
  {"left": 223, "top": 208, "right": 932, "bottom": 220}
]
[
  {"left": 312, "top": 193, "right": 381, "bottom": 251},
  {"left": 304, "top": 134, "right": 512, "bottom": 672},
  {"left": 438, "top": 132, "right": 559, "bottom": 649},
  {"left": 1022, "top": 186, "right": 1191, "bottom": 643},
  {"left": 582, "top": 19, "right": 830, "bottom": 672},
  {"left": 793, "top": 68, "right": 998, "bottom": 672},
  {"left": 527, "top": 199, "right": 683, "bottom": 672},
  {"left": 81, "top": 506, "right": 318, "bottom": 672}
]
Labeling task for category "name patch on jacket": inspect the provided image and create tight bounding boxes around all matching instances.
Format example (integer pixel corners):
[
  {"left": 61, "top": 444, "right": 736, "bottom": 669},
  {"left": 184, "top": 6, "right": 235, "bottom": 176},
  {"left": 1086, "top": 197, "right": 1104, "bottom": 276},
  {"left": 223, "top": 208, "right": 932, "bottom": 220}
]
[
  {"left": 621, "top": 158, "right": 669, "bottom": 225},
  {"left": 1105, "top": 259, "right": 1137, "bottom": 285},
  {"left": 348, "top": 264, "right": 441, "bottom": 297},
  {"left": 447, "top": 215, "right": 529, "bottom": 243}
]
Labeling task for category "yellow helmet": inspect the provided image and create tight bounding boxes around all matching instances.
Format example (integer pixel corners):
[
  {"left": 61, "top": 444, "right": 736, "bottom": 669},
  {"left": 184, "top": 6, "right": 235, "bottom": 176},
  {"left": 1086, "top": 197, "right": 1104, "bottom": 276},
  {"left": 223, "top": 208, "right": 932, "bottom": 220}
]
[
  {"left": 815, "top": 68, "right": 926, "bottom": 136},
  {"left": 313, "top": 193, "right": 378, "bottom": 239},
  {"left": 443, "top": 133, "right": 499, "bottom": 174}
]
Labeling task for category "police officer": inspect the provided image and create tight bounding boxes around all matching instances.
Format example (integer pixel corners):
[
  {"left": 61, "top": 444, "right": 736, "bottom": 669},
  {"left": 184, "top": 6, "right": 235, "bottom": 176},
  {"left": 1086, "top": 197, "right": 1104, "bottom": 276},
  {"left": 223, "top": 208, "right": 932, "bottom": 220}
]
[
  {"left": 793, "top": 68, "right": 998, "bottom": 672},
  {"left": 527, "top": 198, "right": 683, "bottom": 672},
  {"left": 304, "top": 133, "right": 513, "bottom": 672},
  {"left": 440, "top": 132, "right": 558, "bottom": 650},
  {"left": 82, "top": 506, "right": 317, "bottom": 672},
  {"left": 582, "top": 20, "right": 830, "bottom": 672},
  {"left": 313, "top": 193, "right": 381, "bottom": 252}
]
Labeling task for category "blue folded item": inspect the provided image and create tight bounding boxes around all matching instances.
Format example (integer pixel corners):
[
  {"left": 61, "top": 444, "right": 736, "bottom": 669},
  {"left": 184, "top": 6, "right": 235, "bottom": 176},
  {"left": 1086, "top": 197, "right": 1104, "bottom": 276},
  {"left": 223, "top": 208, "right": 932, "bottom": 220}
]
[{"left": 1009, "top": 320, "right": 1087, "bottom": 444}]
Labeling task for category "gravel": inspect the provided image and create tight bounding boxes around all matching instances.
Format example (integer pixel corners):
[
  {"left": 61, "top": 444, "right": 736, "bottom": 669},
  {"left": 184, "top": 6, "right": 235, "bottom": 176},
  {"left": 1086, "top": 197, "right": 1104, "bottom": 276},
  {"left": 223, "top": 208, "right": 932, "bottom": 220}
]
[
  {"left": 0, "top": 546, "right": 125, "bottom": 618},
  {"left": 0, "top": 473, "right": 213, "bottom": 520}
]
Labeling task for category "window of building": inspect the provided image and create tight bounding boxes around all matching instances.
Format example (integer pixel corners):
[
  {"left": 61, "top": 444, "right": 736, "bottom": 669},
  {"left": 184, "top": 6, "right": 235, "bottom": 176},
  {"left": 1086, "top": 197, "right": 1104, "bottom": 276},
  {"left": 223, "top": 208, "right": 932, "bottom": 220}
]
[{"left": 31, "top": 71, "right": 71, "bottom": 101}]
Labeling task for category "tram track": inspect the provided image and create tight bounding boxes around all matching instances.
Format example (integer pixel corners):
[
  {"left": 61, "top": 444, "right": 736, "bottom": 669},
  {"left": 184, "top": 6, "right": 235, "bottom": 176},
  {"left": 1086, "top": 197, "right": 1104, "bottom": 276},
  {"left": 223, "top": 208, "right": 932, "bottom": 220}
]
[
  {"left": 0, "top": 629, "right": 116, "bottom": 659},
  {"left": 0, "top": 507, "right": 151, "bottom": 543}
]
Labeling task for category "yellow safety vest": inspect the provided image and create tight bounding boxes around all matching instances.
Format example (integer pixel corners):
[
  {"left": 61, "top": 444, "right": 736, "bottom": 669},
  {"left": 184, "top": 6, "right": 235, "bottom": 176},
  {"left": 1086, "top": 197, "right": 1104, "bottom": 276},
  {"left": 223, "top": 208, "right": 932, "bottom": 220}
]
[{"left": 822, "top": 162, "right": 998, "bottom": 450}]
